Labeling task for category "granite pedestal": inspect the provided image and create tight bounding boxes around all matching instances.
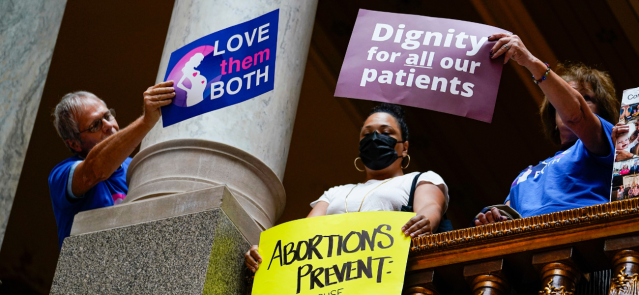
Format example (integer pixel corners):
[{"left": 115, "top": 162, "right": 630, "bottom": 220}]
[{"left": 50, "top": 186, "right": 259, "bottom": 295}]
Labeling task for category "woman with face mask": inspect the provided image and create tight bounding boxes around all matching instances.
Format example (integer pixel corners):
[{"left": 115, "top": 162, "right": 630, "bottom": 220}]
[{"left": 244, "top": 103, "right": 450, "bottom": 273}]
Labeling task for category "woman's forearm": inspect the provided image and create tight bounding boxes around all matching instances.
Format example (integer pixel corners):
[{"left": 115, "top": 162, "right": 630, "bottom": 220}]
[
  {"left": 415, "top": 205, "right": 441, "bottom": 233},
  {"left": 413, "top": 184, "right": 446, "bottom": 233},
  {"left": 307, "top": 201, "right": 328, "bottom": 218},
  {"left": 526, "top": 60, "right": 606, "bottom": 154},
  {"left": 525, "top": 60, "right": 587, "bottom": 124},
  {"left": 488, "top": 33, "right": 606, "bottom": 153}
]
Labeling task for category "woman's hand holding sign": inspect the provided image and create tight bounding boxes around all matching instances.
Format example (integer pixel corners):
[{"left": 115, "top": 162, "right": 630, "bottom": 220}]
[
  {"left": 491, "top": 32, "right": 607, "bottom": 158},
  {"left": 245, "top": 245, "right": 262, "bottom": 273},
  {"left": 613, "top": 123, "right": 630, "bottom": 144},
  {"left": 401, "top": 214, "right": 432, "bottom": 237},
  {"left": 613, "top": 123, "right": 633, "bottom": 162},
  {"left": 403, "top": 181, "right": 446, "bottom": 237},
  {"left": 489, "top": 33, "right": 557, "bottom": 96},
  {"left": 489, "top": 33, "right": 537, "bottom": 67}
]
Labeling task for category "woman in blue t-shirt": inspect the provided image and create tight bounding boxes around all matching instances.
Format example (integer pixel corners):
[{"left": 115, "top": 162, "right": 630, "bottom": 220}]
[{"left": 475, "top": 33, "right": 620, "bottom": 225}]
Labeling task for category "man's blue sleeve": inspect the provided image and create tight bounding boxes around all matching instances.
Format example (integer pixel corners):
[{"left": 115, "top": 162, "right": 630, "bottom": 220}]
[
  {"left": 66, "top": 161, "right": 82, "bottom": 200},
  {"left": 48, "top": 160, "right": 82, "bottom": 211}
]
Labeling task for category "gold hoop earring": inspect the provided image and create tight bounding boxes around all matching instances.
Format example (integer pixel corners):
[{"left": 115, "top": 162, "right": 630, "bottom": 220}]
[
  {"left": 401, "top": 154, "right": 411, "bottom": 169},
  {"left": 354, "top": 157, "right": 365, "bottom": 172}
]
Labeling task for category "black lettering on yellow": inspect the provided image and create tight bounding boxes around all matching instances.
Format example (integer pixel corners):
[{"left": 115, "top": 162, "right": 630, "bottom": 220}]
[
  {"left": 324, "top": 265, "right": 337, "bottom": 286},
  {"left": 342, "top": 231, "right": 362, "bottom": 253},
  {"left": 294, "top": 240, "right": 309, "bottom": 261},
  {"left": 323, "top": 235, "right": 343, "bottom": 258},
  {"left": 372, "top": 256, "right": 392, "bottom": 283},
  {"left": 296, "top": 264, "right": 312, "bottom": 294},
  {"left": 310, "top": 267, "right": 325, "bottom": 289},
  {"left": 332, "top": 262, "right": 350, "bottom": 283},
  {"left": 375, "top": 224, "right": 394, "bottom": 249},
  {"left": 357, "top": 257, "right": 373, "bottom": 279},
  {"left": 267, "top": 240, "right": 282, "bottom": 270},
  {"left": 360, "top": 229, "right": 377, "bottom": 251},
  {"left": 307, "top": 235, "right": 324, "bottom": 260},
  {"left": 283, "top": 242, "right": 296, "bottom": 265}
]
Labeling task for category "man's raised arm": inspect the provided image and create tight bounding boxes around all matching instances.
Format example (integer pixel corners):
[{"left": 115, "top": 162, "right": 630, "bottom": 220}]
[{"left": 71, "top": 81, "right": 175, "bottom": 196}]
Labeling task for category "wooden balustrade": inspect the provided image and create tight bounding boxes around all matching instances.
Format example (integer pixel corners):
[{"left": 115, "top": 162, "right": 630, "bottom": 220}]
[
  {"left": 605, "top": 236, "right": 639, "bottom": 294},
  {"left": 532, "top": 248, "right": 579, "bottom": 295},
  {"left": 404, "top": 198, "right": 639, "bottom": 295},
  {"left": 405, "top": 269, "right": 439, "bottom": 295},
  {"left": 463, "top": 259, "right": 509, "bottom": 295}
]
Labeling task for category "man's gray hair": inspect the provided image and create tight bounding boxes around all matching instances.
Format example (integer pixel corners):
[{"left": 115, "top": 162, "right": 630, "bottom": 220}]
[{"left": 52, "top": 91, "right": 106, "bottom": 153}]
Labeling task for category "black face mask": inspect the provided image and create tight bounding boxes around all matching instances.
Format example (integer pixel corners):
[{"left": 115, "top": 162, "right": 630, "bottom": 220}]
[{"left": 359, "top": 131, "right": 401, "bottom": 171}]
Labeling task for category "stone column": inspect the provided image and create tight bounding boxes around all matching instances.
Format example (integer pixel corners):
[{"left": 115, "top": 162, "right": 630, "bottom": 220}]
[
  {"left": 52, "top": 1, "right": 318, "bottom": 293},
  {"left": 124, "top": 0, "right": 318, "bottom": 231},
  {"left": 0, "top": 0, "right": 66, "bottom": 250}
]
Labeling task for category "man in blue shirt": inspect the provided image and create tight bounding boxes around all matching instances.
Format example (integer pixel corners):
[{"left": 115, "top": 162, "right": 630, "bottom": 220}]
[{"left": 49, "top": 81, "right": 175, "bottom": 249}]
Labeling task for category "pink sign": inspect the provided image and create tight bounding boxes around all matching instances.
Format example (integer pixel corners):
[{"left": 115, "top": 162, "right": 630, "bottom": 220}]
[{"left": 335, "top": 9, "right": 511, "bottom": 123}]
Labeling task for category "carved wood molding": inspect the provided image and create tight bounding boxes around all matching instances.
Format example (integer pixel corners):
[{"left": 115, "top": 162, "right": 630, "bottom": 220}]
[
  {"left": 610, "top": 266, "right": 639, "bottom": 295},
  {"left": 537, "top": 263, "right": 578, "bottom": 295},
  {"left": 471, "top": 274, "right": 509, "bottom": 295},
  {"left": 404, "top": 269, "right": 439, "bottom": 295},
  {"left": 609, "top": 250, "right": 639, "bottom": 295},
  {"left": 405, "top": 286, "right": 439, "bottom": 295},
  {"left": 538, "top": 280, "right": 574, "bottom": 295},
  {"left": 463, "top": 259, "right": 509, "bottom": 295},
  {"left": 411, "top": 199, "right": 639, "bottom": 256}
]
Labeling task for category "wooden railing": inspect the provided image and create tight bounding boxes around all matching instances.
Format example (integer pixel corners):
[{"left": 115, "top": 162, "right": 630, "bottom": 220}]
[{"left": 405, "top": 199, "right": 639, "bottom": 295}]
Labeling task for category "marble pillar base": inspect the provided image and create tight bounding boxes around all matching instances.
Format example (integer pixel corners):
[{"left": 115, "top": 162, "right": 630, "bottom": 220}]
[
  {"left": 125, "top": 139, "right": 285, "bottom": 231},
  {"left": 51, "top": 186, "right": 258, "bottom": 294}
]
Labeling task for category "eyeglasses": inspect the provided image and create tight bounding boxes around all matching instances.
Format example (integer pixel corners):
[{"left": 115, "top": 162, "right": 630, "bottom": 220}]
[{"left": 79, "top": 108, "right": 116, "bottom": 133}]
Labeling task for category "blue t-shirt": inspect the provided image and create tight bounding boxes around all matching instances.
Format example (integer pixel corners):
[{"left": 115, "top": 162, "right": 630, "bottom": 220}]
[
  {"left": 505, "top": 116, "right": 614, "bottom": 217},
  {"left": 48, "top": 156, "right": 132, "bottom": 249}
]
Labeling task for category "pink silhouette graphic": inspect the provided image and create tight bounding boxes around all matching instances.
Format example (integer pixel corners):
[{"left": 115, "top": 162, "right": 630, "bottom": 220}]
[
  {"left": 166, "top": 45, "right": 216, "bottom": 107},
  {"left": 177, "top": 53, "right": 207, "bottom": 107}
]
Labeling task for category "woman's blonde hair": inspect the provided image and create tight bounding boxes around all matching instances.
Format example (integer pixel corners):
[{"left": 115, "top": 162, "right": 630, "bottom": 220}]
[{"left": 540, "top": 62, "right": 620, "bottom": 145}]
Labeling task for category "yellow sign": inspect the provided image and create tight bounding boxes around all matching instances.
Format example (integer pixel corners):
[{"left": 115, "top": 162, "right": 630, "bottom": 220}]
[{"left": 253, "top": 211, "right": 414, "bottom": 295}]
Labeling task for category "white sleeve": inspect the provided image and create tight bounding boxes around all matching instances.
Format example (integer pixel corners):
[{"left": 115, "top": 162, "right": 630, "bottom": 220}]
[
  {"left": 66, "top": 161, "right": 83, "bottom": 199},
  {"left": 310, "top": 191, "right": 332, "bottom": 208},
  {"left": 310, "top": 185, "right": 348, "bottom": 208},
  {"left": 415, "top": 171, "right": 450, "bottom": 213}
]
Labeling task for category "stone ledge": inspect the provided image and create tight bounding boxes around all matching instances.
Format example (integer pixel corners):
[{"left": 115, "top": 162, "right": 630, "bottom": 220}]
[
  {"left": 52, "top": 209, "right": 250, "bottom": 294},
  {"left": 71, "top": 185, "right": 262, "bottom": 245}
]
